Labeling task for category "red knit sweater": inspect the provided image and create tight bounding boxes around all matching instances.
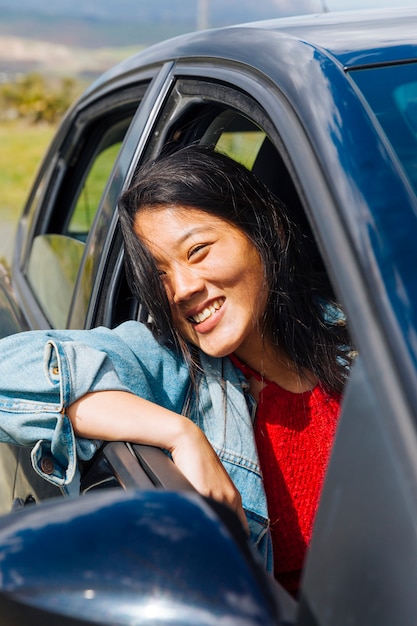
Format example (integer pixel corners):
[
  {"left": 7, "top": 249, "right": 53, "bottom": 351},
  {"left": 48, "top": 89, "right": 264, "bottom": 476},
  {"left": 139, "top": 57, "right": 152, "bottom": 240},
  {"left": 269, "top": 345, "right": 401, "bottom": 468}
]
[{"left": 230, "top": 356, "right": 341, "bottom": 596}]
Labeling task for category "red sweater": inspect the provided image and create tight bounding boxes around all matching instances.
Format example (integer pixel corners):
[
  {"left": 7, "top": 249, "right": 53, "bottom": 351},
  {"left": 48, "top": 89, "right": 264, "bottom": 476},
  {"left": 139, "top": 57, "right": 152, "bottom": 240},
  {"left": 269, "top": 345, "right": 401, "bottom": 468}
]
[{"left": 231, "top": 356, "right": 341, "bottom": 596}]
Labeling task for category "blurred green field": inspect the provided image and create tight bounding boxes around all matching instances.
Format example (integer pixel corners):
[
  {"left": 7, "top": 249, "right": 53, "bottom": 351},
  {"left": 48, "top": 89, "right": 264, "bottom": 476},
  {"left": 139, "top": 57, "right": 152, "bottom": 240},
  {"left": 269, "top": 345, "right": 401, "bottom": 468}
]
[
  {"left": 0, "top": 120, "right": 56, "bottom": 219},
  {"left": 0, "top": 120, "right": 55, "bottom": 262}
]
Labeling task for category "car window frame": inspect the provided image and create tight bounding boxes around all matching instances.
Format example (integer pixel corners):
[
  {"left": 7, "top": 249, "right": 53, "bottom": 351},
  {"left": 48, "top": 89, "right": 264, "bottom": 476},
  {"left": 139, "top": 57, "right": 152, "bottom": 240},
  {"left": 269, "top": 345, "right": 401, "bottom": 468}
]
[
  {"left": 69, "top": 63, "right": 175, "bottom": 329},
  {"left": 12, "top": 82, "right": 152, "bottom": 330},
  {"left": 91, "top": 71, "right": 314, "bottom": 330}
]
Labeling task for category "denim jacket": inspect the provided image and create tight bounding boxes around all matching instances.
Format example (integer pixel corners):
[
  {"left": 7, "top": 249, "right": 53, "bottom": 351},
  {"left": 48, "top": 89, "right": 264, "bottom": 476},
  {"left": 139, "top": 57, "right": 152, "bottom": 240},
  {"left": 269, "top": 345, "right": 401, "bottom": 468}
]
[{"left": 0, "top": 321, "right": 272, "bottom": 570}]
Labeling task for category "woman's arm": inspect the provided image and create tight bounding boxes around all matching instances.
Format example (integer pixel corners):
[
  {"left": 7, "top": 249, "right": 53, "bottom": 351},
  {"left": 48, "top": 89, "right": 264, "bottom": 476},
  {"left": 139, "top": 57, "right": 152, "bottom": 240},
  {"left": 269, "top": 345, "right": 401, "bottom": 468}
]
[{"left": 68, "top": 390, "right": 247, "bottom": 529}]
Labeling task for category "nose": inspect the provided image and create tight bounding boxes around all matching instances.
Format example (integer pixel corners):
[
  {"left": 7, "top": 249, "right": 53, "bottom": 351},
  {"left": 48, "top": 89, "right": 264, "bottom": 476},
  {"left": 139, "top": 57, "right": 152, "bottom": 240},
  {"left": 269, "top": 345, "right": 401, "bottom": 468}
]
[{"left": 170, "top": 262, "right": 205, "bottom": 303}]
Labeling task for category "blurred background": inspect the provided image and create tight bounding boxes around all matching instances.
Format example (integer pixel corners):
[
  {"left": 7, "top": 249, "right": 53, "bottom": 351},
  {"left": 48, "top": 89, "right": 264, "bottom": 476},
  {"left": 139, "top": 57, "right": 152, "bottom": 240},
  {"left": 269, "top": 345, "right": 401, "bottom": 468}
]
[{"left": 0, "top": 0, "right": 414, "bottom": 262}]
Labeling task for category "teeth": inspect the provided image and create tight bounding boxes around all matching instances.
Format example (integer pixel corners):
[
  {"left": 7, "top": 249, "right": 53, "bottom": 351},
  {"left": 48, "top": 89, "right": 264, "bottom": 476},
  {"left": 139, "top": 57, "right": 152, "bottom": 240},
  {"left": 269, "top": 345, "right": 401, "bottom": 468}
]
[{"left": 191, "top": 299, "right": 223, "bottom": 324}]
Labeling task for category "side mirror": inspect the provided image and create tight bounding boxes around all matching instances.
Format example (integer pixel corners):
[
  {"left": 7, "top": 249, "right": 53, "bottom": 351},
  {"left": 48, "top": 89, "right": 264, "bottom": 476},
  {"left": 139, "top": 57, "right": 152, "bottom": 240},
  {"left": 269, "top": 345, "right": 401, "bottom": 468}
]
[{"left": 0, "top": 489, "right": 283, "bottom": 625}]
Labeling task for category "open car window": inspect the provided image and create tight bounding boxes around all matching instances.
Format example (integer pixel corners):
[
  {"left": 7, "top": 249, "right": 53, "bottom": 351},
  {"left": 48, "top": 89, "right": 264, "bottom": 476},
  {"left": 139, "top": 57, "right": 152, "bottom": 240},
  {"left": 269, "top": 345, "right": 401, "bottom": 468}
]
[
  {"left": 24, "top": 84, "right": 149, "bottom": 328},
  {"left": 99, "top": 77, "right": 324, "bottom": 331}
]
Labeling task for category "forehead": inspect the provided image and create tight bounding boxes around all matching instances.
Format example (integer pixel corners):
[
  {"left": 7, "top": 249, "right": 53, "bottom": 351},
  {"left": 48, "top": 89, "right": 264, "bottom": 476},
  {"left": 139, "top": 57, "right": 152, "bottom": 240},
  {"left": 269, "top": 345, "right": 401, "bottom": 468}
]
[{"left": 134, "top": 205, "right": 237, "bottom": 243}]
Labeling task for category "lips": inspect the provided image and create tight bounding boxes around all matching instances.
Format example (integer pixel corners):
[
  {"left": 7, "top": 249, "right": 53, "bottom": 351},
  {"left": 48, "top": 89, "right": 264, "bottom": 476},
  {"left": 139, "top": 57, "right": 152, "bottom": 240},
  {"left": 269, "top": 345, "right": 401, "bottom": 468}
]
[{"left": 188, "top": 297, "right": 225, "bottom": 325}]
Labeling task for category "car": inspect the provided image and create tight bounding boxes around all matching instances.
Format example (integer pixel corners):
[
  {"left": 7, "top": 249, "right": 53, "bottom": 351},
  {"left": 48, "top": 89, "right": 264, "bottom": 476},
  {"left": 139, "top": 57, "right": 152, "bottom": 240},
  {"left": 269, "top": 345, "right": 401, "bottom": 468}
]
[{"left": 1, "top": 6, "right": 417, "bottom": 624}]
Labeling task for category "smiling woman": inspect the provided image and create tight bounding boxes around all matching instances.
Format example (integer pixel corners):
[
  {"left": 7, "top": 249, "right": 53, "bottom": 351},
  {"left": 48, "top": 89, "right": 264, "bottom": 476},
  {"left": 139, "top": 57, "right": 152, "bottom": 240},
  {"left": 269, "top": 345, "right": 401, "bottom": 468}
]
[
  {"left": 120, "top": 146, "right": 350, "bottom": 393},
  {"left": 115, "top": 145, "right": 352, "bottom": 595},
  {"left": 134, "top": 207, "right": 266, "bottom": 360},
  {"left": 0, "top": 142, "right": 352, "bottom": 599}
]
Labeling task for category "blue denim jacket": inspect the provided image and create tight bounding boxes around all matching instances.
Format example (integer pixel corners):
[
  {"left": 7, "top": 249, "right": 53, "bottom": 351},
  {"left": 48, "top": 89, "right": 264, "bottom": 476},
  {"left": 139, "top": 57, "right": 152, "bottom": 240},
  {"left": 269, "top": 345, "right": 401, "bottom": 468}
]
[{"left": 0, "top": 321, "right": 272, "bottom": 570}]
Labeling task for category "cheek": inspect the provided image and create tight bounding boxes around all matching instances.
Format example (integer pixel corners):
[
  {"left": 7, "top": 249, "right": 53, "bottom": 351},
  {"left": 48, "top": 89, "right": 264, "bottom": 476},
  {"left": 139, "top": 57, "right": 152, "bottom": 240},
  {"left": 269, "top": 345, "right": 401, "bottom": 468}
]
[
  {"left": 160, "top": 277, "right": 174, "bottom": 303},
  {"left": 169, "top": 303, "right": 189, "bottom": 333},
  {"left": 247, "top": 261, "right": 268, "bottom": 313},
  {"left": 245, "top": 249, "right": 266, "bottom": 286}
]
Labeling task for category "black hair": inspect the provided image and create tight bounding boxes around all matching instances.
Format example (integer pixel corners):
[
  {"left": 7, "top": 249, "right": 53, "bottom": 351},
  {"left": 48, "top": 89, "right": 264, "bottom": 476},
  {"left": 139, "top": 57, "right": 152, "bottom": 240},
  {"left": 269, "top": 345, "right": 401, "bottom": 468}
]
[{"left": 118, "top": 144, "right": 352, "bottom": 394}]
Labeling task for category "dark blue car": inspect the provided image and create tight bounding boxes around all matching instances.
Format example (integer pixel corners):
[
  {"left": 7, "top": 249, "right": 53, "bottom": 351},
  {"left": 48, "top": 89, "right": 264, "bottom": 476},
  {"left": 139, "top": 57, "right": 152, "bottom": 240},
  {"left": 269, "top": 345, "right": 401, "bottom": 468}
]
[{"left": 1, "top": 7, "right": 417, "bottom": 625}]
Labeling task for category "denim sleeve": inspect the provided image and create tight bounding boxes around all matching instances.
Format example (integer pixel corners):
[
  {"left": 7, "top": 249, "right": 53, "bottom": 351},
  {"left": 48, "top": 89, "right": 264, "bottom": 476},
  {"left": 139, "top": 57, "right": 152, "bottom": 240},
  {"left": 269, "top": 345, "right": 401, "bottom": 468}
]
[{"left": 0, "top": 321, "right": 190, "bottom": 491}]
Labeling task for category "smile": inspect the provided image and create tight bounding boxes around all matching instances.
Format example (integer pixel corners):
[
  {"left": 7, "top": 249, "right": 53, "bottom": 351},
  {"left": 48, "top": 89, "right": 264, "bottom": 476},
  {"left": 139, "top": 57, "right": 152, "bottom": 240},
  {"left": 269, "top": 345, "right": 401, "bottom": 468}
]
[{"left": 189, "top": 298, "right": 225, "bottom": 324}]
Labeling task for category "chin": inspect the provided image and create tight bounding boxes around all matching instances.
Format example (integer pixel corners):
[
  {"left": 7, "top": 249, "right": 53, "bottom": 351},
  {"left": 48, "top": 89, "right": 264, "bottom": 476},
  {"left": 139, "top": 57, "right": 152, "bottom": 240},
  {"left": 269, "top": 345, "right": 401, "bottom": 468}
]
[
  {"left": 185, "top": 330, "right": 242, "bottom": 358},
  {"left": 199, "top": 342, "right": 240, "bottom": 359}
]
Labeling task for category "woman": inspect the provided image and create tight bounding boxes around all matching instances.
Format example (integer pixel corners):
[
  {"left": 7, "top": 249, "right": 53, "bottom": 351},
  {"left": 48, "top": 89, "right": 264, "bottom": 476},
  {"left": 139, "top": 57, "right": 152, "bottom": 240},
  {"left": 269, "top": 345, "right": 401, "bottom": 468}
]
[{"left": 0, "top": 145, "right": 351, "bottom": 595}]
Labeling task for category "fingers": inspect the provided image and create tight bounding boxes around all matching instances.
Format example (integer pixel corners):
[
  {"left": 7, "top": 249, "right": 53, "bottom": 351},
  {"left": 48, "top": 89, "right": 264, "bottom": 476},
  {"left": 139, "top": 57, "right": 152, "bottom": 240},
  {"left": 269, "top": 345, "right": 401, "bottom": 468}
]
[
  {"left": 207, "top": 477, "right": 249, "bottom": 534},
  {"left": 170, "top": 426, "right": 249, "bottom": 534},
  {"left": 228, "top": 490, "right": 249, "bottom": 534}
]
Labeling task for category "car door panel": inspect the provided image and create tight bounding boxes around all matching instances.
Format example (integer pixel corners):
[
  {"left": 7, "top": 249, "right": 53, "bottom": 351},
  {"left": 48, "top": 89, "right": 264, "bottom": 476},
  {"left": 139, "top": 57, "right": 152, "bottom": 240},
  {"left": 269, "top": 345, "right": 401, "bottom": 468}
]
[{"left": 299, "top": 357, "right": 417, "bottom": 625}]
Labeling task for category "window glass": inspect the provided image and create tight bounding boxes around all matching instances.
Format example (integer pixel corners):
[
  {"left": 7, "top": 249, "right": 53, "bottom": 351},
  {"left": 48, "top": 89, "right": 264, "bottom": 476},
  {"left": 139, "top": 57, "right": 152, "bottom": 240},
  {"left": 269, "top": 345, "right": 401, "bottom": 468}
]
[
  {"left": 68, "top": 143, "right": 121, "bottom": 240},
  {"left": 27, "top": 235, "right": 85, "bottom": 328},
  {"left": 216, "top": 130, "right": 266, "bottom": 169},
  {"left": 26, "top": 104, "right": 138, "bottom": 327},
  {"left": 350, "top": 62, "right": 417, "bottom": 194}
]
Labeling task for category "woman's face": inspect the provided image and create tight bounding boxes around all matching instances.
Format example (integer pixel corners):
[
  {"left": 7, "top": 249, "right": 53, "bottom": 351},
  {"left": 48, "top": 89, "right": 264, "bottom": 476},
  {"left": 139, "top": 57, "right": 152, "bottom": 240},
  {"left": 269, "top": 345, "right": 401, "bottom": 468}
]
[{"left": 134, "top": 206, "right": 268, "bottom": 359}]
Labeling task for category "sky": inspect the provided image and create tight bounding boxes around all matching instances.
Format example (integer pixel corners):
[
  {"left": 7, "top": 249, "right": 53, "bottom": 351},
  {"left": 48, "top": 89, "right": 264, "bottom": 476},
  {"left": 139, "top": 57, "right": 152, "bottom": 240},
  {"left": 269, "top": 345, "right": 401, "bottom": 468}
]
[{"left": 325, "top": 0, "right": 417, "bottom": 10}]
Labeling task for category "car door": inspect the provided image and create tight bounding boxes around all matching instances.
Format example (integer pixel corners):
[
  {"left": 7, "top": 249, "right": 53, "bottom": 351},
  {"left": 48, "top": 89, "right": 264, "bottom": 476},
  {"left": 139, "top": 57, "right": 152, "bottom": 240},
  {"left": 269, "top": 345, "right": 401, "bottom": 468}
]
[
  {"left": 298, "top": 61, "right": 417, "bottom": 624},
  {"left": 90, "top": 59, "right": 417, "bottom": 624},
  {"left": 15, "top": 82, "right": 149, "bottom": 331},
  {"left": 86, "top": 68, "right": 341, "bottom": 622}
]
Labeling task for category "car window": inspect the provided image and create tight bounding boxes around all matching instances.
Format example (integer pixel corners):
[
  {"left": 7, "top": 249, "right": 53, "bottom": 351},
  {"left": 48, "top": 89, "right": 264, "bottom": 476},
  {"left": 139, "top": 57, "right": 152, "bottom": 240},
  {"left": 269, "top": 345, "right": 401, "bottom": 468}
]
[
  {"left": 350, "top": 62, "right": 417, "bottom": 195},
  {"left": 67, "top": 140, "right": 122, "bottom": 241},
  {"left": 24, "top": 88, "right": 147, "bottom": 328},
  {"left": 102, "top": 78, "right": 324, "bottom": 332},
  {"left": 216, "top": 129, "right": 266, "bottom": 169},
  {"left": 27, "top": 234, "right": 85, "bottom": 329}
]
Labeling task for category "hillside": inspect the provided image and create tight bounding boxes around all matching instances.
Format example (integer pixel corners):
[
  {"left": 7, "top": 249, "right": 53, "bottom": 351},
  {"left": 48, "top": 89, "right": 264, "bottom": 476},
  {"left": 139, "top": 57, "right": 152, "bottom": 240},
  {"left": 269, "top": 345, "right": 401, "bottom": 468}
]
[{"left": 0, "top": 36, "right": 143, "bottom": 80}]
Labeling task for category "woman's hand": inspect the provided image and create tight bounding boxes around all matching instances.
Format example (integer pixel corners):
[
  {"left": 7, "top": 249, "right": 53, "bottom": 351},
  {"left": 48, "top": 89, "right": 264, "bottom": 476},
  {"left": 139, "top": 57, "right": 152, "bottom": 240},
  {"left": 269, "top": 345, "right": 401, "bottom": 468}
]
[{"left": 169, "top": 421, "right": 248, "bottom": 532}]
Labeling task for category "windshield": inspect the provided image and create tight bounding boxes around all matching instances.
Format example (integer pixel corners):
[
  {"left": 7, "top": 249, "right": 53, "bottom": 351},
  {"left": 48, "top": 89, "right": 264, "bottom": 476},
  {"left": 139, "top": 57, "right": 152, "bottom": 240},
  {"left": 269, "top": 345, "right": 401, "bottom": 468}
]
[{"left": 350, "top": 62, "right": 417, "bottom": 195}]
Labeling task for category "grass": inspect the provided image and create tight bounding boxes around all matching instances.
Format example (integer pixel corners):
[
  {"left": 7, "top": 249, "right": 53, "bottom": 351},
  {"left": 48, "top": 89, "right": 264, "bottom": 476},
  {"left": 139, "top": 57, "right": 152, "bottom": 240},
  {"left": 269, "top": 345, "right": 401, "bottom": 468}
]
[
  {"left": 0, "top": 120, "right": 56, "bottom": 263},
  {"left": 0, "top": 120, "right": 56, "bottom": 220}
]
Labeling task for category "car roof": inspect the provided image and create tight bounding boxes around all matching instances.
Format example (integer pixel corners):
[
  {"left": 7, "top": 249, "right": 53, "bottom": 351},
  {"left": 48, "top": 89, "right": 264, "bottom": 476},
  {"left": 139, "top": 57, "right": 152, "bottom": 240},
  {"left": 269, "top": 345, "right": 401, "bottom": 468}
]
[
  {"left": 89, "top": 7, "right": 417, "bottom": 96},
  {"left": 243, "top": 7, "right": 417, "bottom": 66}
]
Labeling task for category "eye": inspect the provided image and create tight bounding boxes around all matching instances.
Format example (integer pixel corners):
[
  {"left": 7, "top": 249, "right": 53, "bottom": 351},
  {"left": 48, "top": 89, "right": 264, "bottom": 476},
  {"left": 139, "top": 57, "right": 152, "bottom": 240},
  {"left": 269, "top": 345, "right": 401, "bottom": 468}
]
[{"left": 188, "top": 243, "right": 208, "bottom": 259}]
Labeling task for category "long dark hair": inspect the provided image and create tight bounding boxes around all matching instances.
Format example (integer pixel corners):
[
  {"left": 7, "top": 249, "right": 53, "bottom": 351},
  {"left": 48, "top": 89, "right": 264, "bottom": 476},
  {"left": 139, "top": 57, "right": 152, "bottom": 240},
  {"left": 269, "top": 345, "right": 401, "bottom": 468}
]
[{"left": 118, "top": 144, "right": 352, "bottom": 394}]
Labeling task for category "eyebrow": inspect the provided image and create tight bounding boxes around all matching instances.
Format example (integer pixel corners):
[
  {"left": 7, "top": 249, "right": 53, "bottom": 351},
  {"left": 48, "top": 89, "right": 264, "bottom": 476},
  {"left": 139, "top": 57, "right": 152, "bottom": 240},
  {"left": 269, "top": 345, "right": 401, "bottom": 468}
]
[{"left": 176, "top": 225, "right": 216, "bottom": 245}]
